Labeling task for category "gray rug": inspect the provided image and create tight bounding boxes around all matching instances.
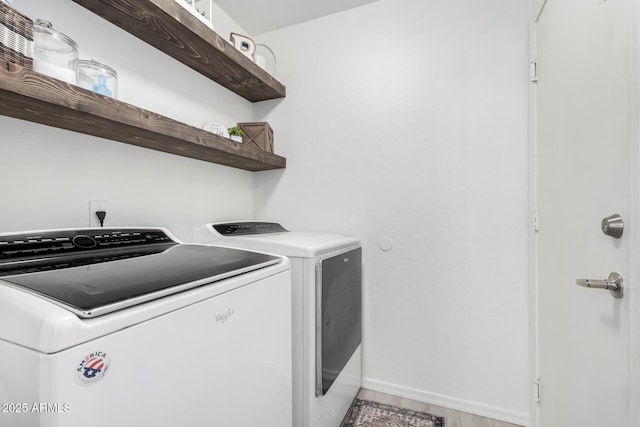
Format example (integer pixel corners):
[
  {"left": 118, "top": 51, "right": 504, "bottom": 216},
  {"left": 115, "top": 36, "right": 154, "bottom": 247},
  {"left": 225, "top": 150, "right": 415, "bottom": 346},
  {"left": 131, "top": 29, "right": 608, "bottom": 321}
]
[{"left": 341, "top": 399, "right": 445, "bottom": 427}]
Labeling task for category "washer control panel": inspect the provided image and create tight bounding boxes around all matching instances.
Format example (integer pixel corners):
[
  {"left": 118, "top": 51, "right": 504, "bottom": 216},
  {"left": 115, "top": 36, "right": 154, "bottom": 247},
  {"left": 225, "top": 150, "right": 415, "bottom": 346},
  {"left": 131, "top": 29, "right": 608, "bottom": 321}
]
[{"left": 0, "top": 229, "right": 175, "bottom": 262}]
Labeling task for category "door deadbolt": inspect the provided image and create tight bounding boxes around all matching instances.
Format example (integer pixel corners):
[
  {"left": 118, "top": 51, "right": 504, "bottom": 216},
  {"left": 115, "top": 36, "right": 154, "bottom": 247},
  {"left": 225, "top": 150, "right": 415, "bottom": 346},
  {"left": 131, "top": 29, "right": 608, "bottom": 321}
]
[{"left": 601, "top": 214, "right": 623, "bottom": 238}]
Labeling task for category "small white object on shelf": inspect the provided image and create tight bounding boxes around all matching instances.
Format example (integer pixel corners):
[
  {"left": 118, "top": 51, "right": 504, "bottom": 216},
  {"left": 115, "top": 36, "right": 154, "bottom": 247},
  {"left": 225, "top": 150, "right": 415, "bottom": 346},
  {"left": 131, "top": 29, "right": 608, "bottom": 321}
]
[
  {"left": 203, "top": 122, "right": 229, "bottom": 138},
  {"left": 230, "top": 33, "right": 255, "bottom": 61},
  {"left": 174, "top": 0, "right": 214, "bottom": 29}
]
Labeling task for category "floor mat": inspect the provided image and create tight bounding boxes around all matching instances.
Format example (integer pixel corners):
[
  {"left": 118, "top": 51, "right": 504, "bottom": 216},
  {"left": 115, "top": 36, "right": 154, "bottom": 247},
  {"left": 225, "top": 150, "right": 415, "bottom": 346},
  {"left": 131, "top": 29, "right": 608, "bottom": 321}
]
[{"left": 341, "top": 398, "right": 445, "bottom": 427}]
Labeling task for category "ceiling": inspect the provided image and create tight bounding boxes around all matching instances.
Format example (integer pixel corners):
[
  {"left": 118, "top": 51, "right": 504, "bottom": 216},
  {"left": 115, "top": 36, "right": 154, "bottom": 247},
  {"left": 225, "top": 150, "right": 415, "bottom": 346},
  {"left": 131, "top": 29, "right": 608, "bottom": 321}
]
[{"left": 214, "top": 0, "right": 379, "bottom": 35}]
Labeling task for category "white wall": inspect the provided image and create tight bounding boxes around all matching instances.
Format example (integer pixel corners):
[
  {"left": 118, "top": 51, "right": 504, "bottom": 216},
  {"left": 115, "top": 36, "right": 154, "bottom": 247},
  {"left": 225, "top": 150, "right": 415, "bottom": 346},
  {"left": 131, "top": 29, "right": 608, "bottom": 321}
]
[
  {"left": 3, "top": 0, "right": 255, "bottom": 240},
  {"left": 252, "top": 0, "right": 531, "bottom": 424}
]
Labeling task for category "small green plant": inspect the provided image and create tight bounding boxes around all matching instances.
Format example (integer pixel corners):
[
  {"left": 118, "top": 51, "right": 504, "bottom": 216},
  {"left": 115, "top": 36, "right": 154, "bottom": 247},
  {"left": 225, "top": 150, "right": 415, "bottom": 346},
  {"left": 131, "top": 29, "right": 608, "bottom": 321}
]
[{"left": 228, "top": 126, "right": 244, "bottom": 137}]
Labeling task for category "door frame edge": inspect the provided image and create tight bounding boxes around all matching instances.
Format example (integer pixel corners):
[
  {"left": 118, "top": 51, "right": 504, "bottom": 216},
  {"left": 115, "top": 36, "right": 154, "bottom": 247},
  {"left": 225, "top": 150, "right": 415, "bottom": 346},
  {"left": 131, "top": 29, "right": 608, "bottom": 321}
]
[
  {"left": 528, "top": 17, "right": 540, "bottom": 427},
  {"left": 628, "top": 1, "right": 640, "bottom": 425}
]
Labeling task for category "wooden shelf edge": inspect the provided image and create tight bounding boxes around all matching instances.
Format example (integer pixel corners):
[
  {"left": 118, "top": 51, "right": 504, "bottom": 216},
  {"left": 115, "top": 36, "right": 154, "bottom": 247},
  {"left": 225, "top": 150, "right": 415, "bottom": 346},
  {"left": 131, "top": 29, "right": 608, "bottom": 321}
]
[
  {"left": 71, "top": 0, "right": 286, "bottom": 103},
  {"left": 0, "top": 64, "right": 286, "bottom": 172}
]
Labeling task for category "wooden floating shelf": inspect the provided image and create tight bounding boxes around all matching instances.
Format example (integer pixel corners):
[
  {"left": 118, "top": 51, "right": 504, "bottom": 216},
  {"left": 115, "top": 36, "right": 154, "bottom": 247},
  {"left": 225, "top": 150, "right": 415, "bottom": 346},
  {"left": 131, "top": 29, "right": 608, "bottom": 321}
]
[
  {"left": 71, "top": 0, "right": 286, "bottom": 102},
  {"left": 0, "top": 63, "right": 286, "bottom": 171}
]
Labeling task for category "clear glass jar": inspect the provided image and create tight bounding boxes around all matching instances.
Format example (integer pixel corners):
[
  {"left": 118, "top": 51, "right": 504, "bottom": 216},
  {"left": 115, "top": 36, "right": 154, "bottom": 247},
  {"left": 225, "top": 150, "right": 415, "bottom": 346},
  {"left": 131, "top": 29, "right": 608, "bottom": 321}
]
[
  {"left": 254, "top": 44, "right": 276, "bottom": 77},
  {"left": 77, "top": 59, "right": 118, "bottom": 98},
  {"left": 33, "top": 20, "right": 79, "bottom": 84}
]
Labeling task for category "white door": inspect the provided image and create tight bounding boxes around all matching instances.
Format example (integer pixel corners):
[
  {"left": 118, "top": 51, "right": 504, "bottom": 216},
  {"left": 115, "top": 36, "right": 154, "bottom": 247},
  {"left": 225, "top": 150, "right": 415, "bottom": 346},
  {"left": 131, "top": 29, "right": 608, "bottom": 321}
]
[{"left": 534, "top": 0, "right": 636, "bottom": 426}]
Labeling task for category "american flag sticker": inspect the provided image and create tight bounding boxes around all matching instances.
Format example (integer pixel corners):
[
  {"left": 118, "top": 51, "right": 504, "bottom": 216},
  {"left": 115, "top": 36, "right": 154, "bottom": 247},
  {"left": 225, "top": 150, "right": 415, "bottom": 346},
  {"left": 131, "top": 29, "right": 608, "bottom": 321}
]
[{"left": 76, "top": 352, "right": 111, "bottom": 385}]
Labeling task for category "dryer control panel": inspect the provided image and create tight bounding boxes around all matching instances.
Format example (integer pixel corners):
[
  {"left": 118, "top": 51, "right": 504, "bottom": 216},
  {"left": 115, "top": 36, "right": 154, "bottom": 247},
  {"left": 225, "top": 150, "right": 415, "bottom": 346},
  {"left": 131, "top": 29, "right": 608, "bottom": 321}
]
[{"left": 212, "top": 222, "right": 288, "bottom": 236}]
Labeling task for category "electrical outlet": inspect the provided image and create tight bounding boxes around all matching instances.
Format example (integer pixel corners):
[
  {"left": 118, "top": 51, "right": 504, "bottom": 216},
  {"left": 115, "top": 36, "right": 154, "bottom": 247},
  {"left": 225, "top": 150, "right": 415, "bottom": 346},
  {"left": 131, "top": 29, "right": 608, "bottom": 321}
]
[{"left": 89, "top": 200, "right": 109, "bottom": 227}]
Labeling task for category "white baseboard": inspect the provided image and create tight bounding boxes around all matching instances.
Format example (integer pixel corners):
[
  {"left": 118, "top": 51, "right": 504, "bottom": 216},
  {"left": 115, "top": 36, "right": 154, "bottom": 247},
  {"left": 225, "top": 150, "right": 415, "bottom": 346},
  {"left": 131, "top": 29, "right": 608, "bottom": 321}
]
[{"left": 361, "top": 377, "right": 531, "bottom": 427}]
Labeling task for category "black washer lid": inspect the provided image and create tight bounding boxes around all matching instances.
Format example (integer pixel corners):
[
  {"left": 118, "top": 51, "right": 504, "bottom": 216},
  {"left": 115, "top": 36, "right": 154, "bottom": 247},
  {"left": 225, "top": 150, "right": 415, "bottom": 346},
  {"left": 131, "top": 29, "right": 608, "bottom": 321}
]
[{"left": 0, "top": 230, "right": 280, "bottom": 318}]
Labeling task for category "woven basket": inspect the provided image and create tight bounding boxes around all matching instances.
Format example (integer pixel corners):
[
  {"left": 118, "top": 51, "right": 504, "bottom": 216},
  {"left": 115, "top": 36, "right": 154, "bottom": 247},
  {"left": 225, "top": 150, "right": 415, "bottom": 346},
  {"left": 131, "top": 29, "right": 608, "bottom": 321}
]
[{"left": 0, "top": 2, "right": 33, "bottom": 69}]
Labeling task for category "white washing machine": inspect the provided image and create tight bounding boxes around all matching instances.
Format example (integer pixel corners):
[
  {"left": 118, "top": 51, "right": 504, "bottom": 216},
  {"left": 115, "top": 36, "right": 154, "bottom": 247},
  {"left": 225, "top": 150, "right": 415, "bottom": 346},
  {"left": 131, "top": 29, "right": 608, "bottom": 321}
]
[
  {"left": 193, "top": 221, "right": 362, "bottom": 427},
  {"left": 0, "top": 227, "right": 292, "bottom": 427}
]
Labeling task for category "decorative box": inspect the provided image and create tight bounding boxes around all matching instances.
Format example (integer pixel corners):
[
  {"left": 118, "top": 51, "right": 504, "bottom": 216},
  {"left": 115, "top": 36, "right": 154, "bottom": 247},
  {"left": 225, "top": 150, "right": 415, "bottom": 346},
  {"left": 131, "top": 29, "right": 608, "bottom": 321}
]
[
  {"left": 0, "top": 2, "right": 33, "bottom": 70},
  {"left": 238, "top": 122, "right": 274, "bottom": 153}
]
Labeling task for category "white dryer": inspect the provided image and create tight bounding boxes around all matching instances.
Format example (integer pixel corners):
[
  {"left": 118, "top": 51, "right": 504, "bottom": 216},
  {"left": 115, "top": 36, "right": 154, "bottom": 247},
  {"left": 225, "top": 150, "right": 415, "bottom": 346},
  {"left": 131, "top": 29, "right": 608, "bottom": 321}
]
[
  {"left": 0, "top": 227, "right": 292, "bottom": 427},
  {"left": 193, "top": 222, "right": 362, "bottom": 427}
]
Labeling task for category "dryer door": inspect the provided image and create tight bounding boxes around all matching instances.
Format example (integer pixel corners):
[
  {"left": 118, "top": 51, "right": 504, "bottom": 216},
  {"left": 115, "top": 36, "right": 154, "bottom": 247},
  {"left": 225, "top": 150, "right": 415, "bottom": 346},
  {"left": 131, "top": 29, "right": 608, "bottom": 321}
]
[{"left": 316, "top": 247, "right": 362, "bottom": 396}]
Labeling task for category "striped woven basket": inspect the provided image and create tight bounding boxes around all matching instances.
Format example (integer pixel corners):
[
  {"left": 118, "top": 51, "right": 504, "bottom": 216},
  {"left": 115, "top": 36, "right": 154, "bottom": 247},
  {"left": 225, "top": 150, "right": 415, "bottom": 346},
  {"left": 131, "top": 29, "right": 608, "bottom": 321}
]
[{"left": 0, "top": 2, "right": 33, "bottom": 69}]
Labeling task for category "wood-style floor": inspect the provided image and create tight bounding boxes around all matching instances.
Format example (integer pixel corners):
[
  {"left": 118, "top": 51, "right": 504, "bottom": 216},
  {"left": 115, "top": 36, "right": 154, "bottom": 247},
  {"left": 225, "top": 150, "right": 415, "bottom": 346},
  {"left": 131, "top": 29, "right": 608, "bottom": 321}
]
[{"left": 354, "top": 389, "right": 525, "bottom": 427}]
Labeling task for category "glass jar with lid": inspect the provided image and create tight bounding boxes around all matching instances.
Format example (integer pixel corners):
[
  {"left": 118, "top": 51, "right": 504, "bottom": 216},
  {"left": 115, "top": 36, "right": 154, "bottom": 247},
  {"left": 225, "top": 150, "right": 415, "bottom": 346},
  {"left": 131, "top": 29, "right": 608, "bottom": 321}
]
[
  {"left": 33, "top": 20, "right": 78, "bottom": 84},
  {"left": 254, "top": 44, "right": 276, "bottom": 77},
  {"left": 77, "top": 59, "right": 118, "bottom": 98}
]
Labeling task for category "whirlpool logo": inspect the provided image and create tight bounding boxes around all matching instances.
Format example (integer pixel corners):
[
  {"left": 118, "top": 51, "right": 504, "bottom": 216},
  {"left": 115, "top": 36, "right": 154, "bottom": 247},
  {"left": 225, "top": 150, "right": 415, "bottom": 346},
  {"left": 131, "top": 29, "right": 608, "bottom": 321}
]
[
  {"left": 76, "top": 351, "right": 111, "bottom": 385},
  {"left": 215, "top": 308, "right": 235, "bottom": 324}
]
